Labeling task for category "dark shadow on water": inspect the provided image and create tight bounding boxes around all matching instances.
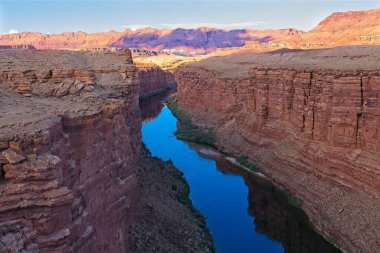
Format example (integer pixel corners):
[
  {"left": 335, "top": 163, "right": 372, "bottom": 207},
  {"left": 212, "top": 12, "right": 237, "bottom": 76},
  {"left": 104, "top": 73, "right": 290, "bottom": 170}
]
[
  {"left": 190, "top": 143, "right": 342, "bottom": 253},
  {"left": 139, "top": 88, "right": 176, "bottom": 122},
  {"left": 141, "top": 91, "right": 341, "bottom": 253}
]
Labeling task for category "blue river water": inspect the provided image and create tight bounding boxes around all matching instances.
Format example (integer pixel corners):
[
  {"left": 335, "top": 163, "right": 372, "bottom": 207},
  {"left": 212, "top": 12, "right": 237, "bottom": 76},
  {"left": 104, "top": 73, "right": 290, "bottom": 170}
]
[{"left": 140, "top": 92, "right": 341, "bottom": 253}]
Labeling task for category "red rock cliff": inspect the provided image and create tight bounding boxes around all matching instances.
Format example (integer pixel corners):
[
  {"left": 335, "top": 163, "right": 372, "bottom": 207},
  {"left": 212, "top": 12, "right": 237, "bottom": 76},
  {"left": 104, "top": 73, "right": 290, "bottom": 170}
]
[
  {"left": 175, "top": 46, "right": 380, "bottom": 253},
  {"left": 136, "top": 63, "right": 176, "bottom": 97},
  {"left": 0, "top": 49, "right": 141, "bottom": 252}
]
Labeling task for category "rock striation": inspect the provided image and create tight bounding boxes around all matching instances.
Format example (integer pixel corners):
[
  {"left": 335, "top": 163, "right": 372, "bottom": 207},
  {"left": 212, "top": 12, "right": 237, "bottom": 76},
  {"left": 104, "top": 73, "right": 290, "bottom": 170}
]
[
  {"left": 136, "top": 63, "right": 176, "bottom": 98},
  {"left": 0, "top": 49, "right": 141, "bottom": 252},
  {"left": 175, "top": 46, "right": 380, "bottom": 253}
]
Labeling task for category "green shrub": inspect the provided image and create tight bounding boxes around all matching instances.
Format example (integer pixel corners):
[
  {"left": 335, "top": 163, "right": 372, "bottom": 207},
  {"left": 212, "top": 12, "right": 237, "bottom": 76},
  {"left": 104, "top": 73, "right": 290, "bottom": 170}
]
[
  {"left": 236, "top": 156, "right": 260, "bottom": 172},
  {"left": 166, "top": 98, "right": 215, "bottom": 147},
  {"left": 287, "top": 194, "right": 301, "bottom": 208}
]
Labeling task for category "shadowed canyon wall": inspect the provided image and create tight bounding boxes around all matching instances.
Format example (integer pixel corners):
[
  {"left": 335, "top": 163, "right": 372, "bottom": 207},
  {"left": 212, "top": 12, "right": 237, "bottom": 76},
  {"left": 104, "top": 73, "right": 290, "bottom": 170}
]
[
  {"left": 137, "top": 63, "right": 176, "bottom": 98},
  {"left": 175, "top": 46, "right": 380, "bottom": 253}
]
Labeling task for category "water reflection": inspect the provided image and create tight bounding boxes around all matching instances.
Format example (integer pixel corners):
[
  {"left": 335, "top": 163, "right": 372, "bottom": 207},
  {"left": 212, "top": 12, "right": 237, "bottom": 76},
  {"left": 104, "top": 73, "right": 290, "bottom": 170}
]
[
  {"left": 190, "top": 143, "right": 341, "bottom": 253},
  {"left": 139, "top": 88, "right": 176, "bottom": 122},
  {"left": 246, "top": 175, "right": 340, "bottom": 253},
  {"left": 141, "top": 92, "right": 341, "bottom": 253}
]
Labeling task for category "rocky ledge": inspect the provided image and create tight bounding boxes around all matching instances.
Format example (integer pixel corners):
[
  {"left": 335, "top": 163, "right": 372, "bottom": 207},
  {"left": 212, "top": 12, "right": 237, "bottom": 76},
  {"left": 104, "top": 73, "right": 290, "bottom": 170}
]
[{"left": 175, "top": 45, "right": 380, "bottom": 253}]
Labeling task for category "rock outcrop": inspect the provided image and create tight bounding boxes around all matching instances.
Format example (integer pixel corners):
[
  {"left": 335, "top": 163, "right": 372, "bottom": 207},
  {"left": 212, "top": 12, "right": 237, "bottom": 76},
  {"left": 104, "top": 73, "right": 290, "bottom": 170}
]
[
  {"left": 175, "top": 46, "right": 380, "bottom": 253},
  {"left": 0, "top": 49, "right": 141, "bottom": 252}
]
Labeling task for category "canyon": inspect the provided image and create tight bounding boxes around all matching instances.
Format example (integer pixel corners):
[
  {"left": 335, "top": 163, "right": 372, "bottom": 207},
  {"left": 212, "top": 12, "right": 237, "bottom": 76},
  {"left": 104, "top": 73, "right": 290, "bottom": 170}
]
[
  {"left": 0, "top": 5, "right": 379, "bottom": 253},
  {"left": 175, "top": 45, "right": 380, "bottom": 253},
  {"left": 0, "top": 49, "right": 213, "bottom": 252}
]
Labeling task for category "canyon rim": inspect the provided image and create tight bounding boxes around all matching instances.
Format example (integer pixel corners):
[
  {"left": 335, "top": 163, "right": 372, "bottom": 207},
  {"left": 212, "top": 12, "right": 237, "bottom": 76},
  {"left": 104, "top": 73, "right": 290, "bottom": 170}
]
[{"left": 0, "top": 2, "right": 380, "bottom": 253}]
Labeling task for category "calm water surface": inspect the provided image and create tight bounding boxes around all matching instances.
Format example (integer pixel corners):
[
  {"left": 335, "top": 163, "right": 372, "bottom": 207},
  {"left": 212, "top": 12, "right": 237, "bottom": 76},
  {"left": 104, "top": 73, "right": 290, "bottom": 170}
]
[{"left": 140, "top": 93, "right": 341, "bottom": 253}]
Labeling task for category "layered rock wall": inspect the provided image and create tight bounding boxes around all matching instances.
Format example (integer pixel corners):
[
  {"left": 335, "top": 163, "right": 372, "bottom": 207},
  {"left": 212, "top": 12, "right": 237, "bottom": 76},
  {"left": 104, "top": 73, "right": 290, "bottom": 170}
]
[
  {"left": 0, "top": 49, "right": 141, "bottom": 252},
  {"left": 175, "top": 48, "right": 380, "bottom": 253},
  {"left": 137, "top": 64, "right": 176, "bottom": 97}
]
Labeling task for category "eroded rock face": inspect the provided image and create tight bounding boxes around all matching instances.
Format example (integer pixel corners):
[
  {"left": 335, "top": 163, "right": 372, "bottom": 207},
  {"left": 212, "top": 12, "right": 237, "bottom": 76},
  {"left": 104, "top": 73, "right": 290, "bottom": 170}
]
[
  {"left": 175, "top": 47, "right": 380, "bottom": 253},
  {"left": 137, "top": 64, "right": 176, "bottom": 98},
  {"left": 0, "top": 49, "right": 134, "bottom": 98},
  {"left": 0, "top": 49, "right": 141, "bottom": 252}
]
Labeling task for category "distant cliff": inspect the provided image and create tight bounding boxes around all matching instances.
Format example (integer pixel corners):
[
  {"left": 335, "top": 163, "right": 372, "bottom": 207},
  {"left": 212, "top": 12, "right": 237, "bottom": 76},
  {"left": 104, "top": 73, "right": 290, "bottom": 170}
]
[
  {"left": 211, "top": 8, "right": 380, "bottom": 55},
  {"left": 1, "top": 8, "right": 377, "bottom": 54},
  {"left": 0, "top": 28, "right": 301, "bottom": 54},
  {"left": 274, "top": 8, "right": 380, "bottom": 49}
]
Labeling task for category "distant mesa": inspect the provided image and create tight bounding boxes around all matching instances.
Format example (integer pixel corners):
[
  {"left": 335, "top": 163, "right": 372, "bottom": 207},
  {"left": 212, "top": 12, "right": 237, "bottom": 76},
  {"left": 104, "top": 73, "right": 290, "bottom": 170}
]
[
  {"left": 0, "top": 27, "right": 301, "bottom": 54},
  {"left": 0, "top": 8, "right": 378, "bottom": 54}
]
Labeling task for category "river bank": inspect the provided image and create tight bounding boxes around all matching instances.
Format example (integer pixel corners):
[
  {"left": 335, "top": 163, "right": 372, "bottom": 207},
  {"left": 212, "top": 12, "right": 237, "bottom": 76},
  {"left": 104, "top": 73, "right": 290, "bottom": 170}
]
[
  {"left": 128, "top": 145, "right": 214, "bottom": 253},
  {"left": 142, "top": 91, "right": 340, "bottom": 252},
  {"left": 166, "top": 97, "right": 342, "bottom": 250}
]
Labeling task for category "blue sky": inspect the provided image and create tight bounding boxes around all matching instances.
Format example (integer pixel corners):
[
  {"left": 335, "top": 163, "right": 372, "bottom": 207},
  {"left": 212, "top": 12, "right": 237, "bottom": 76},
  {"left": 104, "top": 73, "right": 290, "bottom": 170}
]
[{"left": 0, "top": 0, "right": 379, "bottom": 34}]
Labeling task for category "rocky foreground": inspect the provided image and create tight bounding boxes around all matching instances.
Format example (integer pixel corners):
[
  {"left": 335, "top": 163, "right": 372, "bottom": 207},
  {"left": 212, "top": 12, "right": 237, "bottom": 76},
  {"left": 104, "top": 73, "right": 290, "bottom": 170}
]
[
  {"left": 0, "top": 49, "right": 210, "bottom": 252},
  {"left": 175, "top": 45, "right": 380, "bottom": 253}
]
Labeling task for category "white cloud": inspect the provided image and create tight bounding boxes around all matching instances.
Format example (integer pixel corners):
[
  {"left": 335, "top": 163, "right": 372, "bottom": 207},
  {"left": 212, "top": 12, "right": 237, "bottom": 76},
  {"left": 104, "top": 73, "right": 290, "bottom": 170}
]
[
  {"left": 121, "top": 21, "right": 266, "bottom": 31},
  {"left": 160, "top": 21, "right": 267, "bottom": 30},
  {"left": 121, "top": 25, "right": 157, "bottom": 31},
  {"left": 3, "top": 29, "right": 19, "bottom": 34}
]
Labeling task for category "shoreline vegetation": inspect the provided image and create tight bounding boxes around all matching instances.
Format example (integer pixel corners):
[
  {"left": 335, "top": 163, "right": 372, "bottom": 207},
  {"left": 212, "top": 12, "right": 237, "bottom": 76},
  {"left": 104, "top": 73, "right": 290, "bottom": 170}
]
[
  {"left": 166, "top": 96, "right": 341, "bottom": 251},
  {"left": 139, "top": 86, "right": 176, "bottom": 100},
  {"left": 166, "top": 97, "right": 261, "bottom": 172}
]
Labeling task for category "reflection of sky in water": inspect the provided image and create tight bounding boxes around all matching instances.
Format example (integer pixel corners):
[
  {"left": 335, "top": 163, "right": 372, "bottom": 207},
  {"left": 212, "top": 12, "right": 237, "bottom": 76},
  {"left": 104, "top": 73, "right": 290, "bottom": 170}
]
[{"left": 142, "top": 106, "right": 284, "bottom": 253}]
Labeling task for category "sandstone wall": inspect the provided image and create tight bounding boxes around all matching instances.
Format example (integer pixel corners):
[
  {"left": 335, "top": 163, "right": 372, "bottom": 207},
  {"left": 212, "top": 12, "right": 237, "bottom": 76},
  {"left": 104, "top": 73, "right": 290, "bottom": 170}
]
[
  {"left": 175, "top": 65, "right": 380, "bottom": 253},
  {"left": 0, "top": 49, "right": 141, "bottom": 252},
  {"left": 137, "top": 64, "right": 176, "bottom": 98}
]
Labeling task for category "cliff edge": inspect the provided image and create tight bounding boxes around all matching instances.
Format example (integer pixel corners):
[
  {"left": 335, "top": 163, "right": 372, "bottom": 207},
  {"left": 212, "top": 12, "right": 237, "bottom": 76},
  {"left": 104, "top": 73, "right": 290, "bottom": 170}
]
[{"left": 175, "top": 45, "right": 380, "bottom": 253}]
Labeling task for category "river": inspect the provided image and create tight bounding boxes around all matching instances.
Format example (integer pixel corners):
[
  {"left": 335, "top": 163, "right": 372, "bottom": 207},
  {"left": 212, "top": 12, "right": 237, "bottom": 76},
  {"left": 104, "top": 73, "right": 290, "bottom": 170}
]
[{"left": 140, "top": 91, "right": 341, "bottom": 253}]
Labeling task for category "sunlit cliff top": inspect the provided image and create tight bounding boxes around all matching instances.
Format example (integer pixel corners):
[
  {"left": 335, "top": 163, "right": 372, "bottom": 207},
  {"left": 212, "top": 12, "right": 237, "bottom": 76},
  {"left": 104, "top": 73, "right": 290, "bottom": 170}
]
[{"left": 180, "top": 46, "right": 380, "bottom": 78}]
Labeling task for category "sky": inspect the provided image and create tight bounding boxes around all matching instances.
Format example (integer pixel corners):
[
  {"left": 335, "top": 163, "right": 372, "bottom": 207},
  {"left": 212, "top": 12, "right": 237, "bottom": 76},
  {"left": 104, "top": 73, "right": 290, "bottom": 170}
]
[{"left": 0, "top": 0, "right": 379, "bottom": 34}]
